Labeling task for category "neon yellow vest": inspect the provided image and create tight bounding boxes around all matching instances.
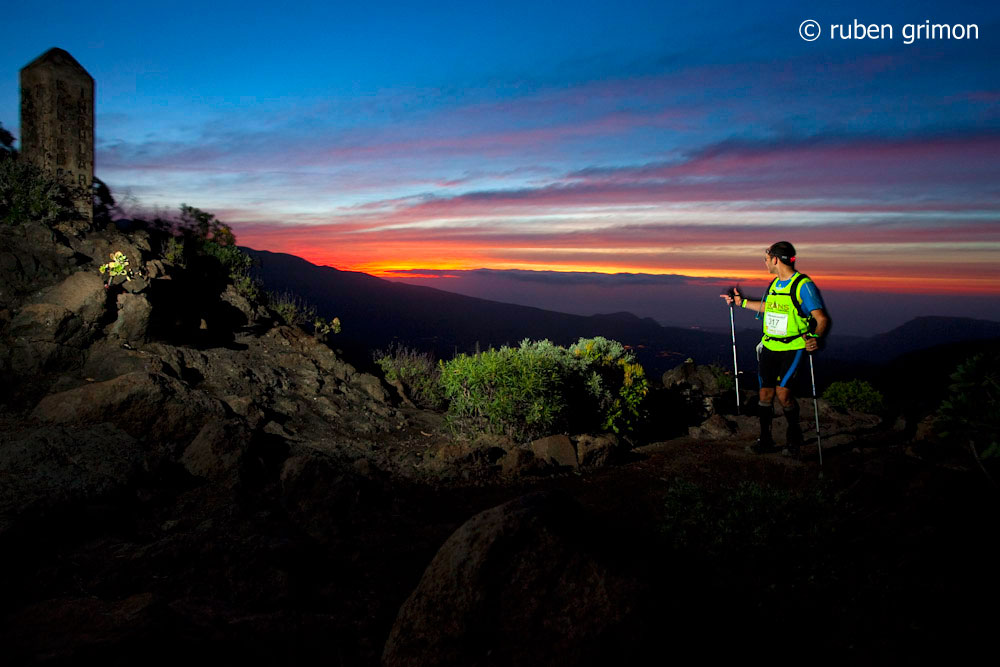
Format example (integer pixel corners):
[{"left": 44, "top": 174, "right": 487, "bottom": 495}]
[{"left": 761, "top": 273, "right": 814, "bottom": 351}]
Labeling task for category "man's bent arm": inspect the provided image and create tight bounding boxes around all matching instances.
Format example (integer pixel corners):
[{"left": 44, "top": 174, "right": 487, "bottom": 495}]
[{"left": 810, "top": 309, "right": 830, "bottom": 337}]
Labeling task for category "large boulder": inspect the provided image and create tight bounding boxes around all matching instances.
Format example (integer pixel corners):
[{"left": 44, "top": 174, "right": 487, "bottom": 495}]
[
  {"left": 0, "top": 222, "right": 79, "bottom": 308},
  {"left": 661, "top": 359, "right": 722, "bottom": 395},
  {"left": 38, "top": 270, "right": 108, "bottom": 329},
  {"left": 9, "top": 303, "right": 77, "bottom": 342},
  {"left": 530, "top": 434, "right": 578, "bottom": 469},
  {"left": 499, "top": 447, "right": 540, "bottom": 476},
  {"left": 3, "top": 270, "right": 110, "bottom": 388},
  {"left": 5, "top": 271, "right": 109, "bottom": 373},
  {"left": 110, "top": 292, "right": 152, "bottom": 342},
  {"left": 383, "top": 491, "right": 646, "bottom": 667},
  {"left": 31, "top": 371, "right": 225, "bottom": 444},
  {"left": 688, "top": 414, "right": 737, "bottom": 440},
  {"left": 661, "top": 359, "right": 738, "bottom": 424},
  {"left": 574, "top": 433, "right": 627, "bottom": 467},
  {"left": 180, "top": 419, "right": 253, "bottom": 485}
]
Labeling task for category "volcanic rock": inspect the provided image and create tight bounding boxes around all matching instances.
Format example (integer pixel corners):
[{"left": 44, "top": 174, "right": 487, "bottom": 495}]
[
  {"left": 31, "top": 371, "right": 225, "bottom": 443},
  {"left": 530, "top": 434, "right": 578, "bottom": 468},
  {"left": 574, "top": 433, "right": 625, "bottom": 467},
  {"left": 383, "top": 491, "right": 645, "bottom": 667}
]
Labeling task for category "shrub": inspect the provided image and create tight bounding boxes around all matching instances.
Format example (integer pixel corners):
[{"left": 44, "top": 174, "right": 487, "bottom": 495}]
[
  {"left": 267, "top": 290, "right": 316, "bottom": 326},
  {"left": 231, "top": 271, "right": 262, "bottom": 302},
  {"left": 822, "top": 379, "right": 885, "bottom": 414},
  {"left": 201, "top": 240, "right": 250, "bottom": 275},
  {"left": 440, "top": 339, "right": 578, "bottom": 441},
  {"left": 375, "top": 343, "right": 444, "bottom": 409},
  {"left": 0, "top": 157, "right": 79, "bottom": 225},
  {"left": 440, "top": 337, "right": 649, "bottom": 441},
  {"left": 313, "top": 316, "right": 341, "bottom": 340},
  {"left": 201, "top": 240, "right": 262, "bottom": 301},
  {"left": 936, "top": 352, "right": 1000, "bottom": 462},
  {"left": 569, "top": 336, "right": 649, "bottom": 434},
  {"left": 164, "top": 236, "right": 186, "bottom": 267},
  {"left": 708, "top": 364, "right": 736, "bottom": 393}
]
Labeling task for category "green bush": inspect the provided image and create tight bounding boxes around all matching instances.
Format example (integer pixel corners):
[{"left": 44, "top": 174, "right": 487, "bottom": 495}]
[
  {"left": 0, "top": 157, "right": 79, "bottom": 225},
  {"left": 375, "top": 343, "right": 444, "bottom": 409},
  {"left": 441, "top": 339, "right": 576, "bottom": 441},
  {"left": 267, "top": 290, "right": 316, "bottom": 326},
  {"left": 568, "top": 336, "right": 649, "bottom": 434},
  {"left": 936, "top": 352, "right": 1000, "bottom": 462},
  {"left": 708, "top": 364, "right": 736, "bottom": 392},
  {"left": 164, "top": 235, "right": 186, "bottom": 267},
  {"left": 439, "top": 337, "right": 649, "bottom": 441},
  {"left": 313, "top": 316, "right": 341, "bottom": 340},
  {"left": 231, "top": 272, "right": 262, "bottom": 302},
  {"left": 201, "top": 240, "right": 262, "bottom": 301},
  {"left": 201, "top": 240, "right": 250, "bottom": 275},
  {"left": 822, "top": 379, "right": 885, "bottom": 413}
]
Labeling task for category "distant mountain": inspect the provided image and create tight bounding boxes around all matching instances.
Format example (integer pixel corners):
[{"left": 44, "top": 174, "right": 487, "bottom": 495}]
[
  {"left": 244, "top": 248, "right": 733, "bottom": 374},
  {"left": 826, "top": 316, "right": 1000, "bottom": 364},
  {"left": 244, "top": 248, "right": 1000, "bottom": 380}
]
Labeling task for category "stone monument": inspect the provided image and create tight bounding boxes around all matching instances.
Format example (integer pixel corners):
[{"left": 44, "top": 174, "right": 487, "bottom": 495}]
[{"left": 20, "top": 48, "right": 94, "bottom": 223}]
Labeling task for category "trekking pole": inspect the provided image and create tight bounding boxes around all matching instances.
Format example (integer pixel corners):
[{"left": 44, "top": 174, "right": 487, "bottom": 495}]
[
  {"left": 727, "top": 287, "right": 741, "bottom": 414},
  {"left": 808, "top": 353, "right": 823, "bottom": 471}
]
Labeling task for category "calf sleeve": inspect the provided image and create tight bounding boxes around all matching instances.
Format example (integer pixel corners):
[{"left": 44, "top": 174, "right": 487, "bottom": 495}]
[
  {"left": 783, "top": 399, "right": 803, "bottom": 445},
  {"left": 758, "top": 401, "right": 773, "bottom": 440}
]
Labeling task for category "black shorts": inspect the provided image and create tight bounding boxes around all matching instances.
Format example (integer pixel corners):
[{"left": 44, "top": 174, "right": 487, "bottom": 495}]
[{"left": 758, "top": 346, "right": 806, "bottom": 390}]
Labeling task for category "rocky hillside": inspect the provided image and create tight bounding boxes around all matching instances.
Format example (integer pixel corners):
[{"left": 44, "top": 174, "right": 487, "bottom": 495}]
[
  {"left": 2, "top": 218, "right": 996, "bottom": 665},
  {"left": 0, "top": 216, "right": 685, "bottom": 663}
]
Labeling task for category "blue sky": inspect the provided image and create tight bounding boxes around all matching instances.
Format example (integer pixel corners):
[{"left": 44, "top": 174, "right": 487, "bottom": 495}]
[{"left": 3, "top": 0, "right": 999, "bottom": 333}]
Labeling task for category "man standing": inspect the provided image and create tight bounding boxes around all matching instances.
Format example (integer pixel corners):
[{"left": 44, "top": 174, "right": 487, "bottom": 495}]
[{"left": 721, "top": 242, "right": 830, "bottom": 457}]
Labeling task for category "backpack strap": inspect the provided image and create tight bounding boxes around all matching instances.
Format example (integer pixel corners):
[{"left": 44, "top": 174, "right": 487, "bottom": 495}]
[
  {"left": 766, "top": 273, "right": 808, "bottom": 317},
  {"left": 788, "top": 273, "right": 809, "bottom": 319}
]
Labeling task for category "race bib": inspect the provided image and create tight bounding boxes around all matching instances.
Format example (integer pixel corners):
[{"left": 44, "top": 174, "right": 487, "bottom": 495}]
[{"left": 765, "top": 312, "right": 789, "bottom": 336}]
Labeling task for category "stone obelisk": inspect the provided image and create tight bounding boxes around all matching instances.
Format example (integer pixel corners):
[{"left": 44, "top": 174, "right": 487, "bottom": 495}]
[{"left": 20, "top": 48, "right": 94, "bottom": 224}]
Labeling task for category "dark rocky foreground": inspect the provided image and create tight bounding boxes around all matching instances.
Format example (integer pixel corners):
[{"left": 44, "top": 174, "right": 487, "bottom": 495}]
[{"left": 2, "top": 219, "right": 997, "bottom": 665}]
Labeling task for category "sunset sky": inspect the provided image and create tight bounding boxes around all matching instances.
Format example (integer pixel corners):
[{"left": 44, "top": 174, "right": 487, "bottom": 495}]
[{"left": 3, "top": 1, "right": 999, "bottom": 334}]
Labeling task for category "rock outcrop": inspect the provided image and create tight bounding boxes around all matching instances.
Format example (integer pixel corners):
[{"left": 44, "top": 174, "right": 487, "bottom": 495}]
[
  {"left": 383, "top": 491, "right": 646, "bottom": 667},
  {"left": 0, "top": 219, "right": 413, "bottom": 542}
]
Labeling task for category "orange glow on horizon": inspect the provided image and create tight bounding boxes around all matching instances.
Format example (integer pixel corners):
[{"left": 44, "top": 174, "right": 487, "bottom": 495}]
[
  {"left": 287, "top": 252, "right": 1000, "bottom": 296},
  {"left": 235, "top": 224, "right": 1000, "bottom": 298}
]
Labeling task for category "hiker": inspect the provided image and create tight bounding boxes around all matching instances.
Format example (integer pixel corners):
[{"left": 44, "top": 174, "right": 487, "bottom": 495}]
[{"left": 720, "top": 242, "right": 830, "bottom": 457}]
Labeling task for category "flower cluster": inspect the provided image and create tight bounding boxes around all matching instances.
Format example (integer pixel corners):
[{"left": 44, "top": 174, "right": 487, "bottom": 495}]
[{"left": 98, "top": 251, "right": 134, "bottom": 287}]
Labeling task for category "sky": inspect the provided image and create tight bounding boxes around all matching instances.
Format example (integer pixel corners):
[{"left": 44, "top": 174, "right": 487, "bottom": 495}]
[{"left": 3, "top": 0, "right": 999, "bottom": 335}]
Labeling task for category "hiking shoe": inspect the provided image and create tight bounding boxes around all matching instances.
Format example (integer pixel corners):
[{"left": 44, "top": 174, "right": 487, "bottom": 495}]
[
  {"left": 780, "top": 445, "right": 801, "bottom": 459},
  {"left": 746, "top": 438, "right": 777, "bottom": 454}
]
